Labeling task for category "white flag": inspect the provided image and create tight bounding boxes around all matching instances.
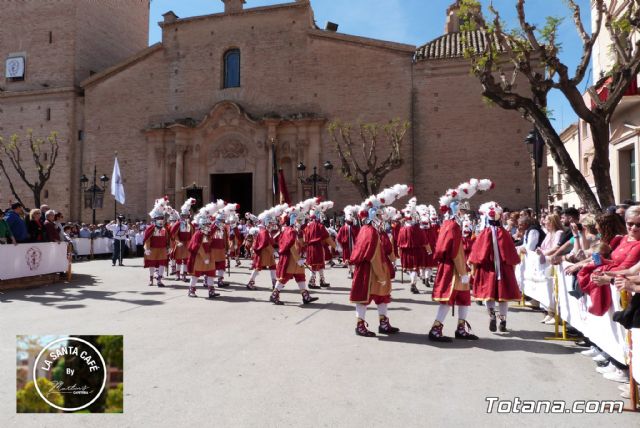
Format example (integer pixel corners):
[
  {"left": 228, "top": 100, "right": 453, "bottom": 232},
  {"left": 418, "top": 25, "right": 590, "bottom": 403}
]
[{"left": 111, "top": 157, "right": 125, "bottom": 204}]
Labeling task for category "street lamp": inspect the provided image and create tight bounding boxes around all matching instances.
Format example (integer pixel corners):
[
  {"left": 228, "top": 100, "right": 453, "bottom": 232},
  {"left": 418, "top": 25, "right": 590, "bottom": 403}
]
[
  {"left": 297, "top": 160, "right": 333, "bottom": 198},
  {"left": 80, "top": 165, "right": 109, "bottom": 225},
  {"left": 524, "top": 128, "right": 544, "bottom": 219}
]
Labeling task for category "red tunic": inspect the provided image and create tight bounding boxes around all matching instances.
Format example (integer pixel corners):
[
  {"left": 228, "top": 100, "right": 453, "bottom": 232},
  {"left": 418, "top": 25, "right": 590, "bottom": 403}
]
[
  {"left": 276, "top": 226, "right": 305, "bottom": 281},
  {"left": 143, "top": 226, "right": 169, "bottom": 268},
  {"left": 397, "top": 224, "right": 426, "bottom": 269},
  {"left": 468, "top": 227, "right": 521, "bottom": 301},
  {"left": 228, "top": 226, "right": 243, "bottom": 257},
  {"left": 391, "top": 222, "right": 400, "bottom": 258},
  {"left": 423, "top": 226, "right": 438, "bottom": 268},
  {"left": 379, "top": 230, "right": 396, "bottom": 280},
  {"left": 304, "top": 220, "right": 330, "bottom": 271},
  {"left": 578, "top": 235, "right": 640, "bottom": 316},
  {"left": 349, "top": 225, "right": 392, "bottom": 304},
  {"left": 170, "top": 221, "right": 193, "bottom": 263},
  {"left": 432, "top": 220, "right": 466, "bottom": 303},
  {"left": 252, "top": 228, "right": 276, "bottom": 269},
  {"left": 187, "top": 230, "right": 216, "bottom": 276},
  {"left": 462, "top": 235, "right": 475, "bottom": 260},
  {"left": 336, "top": 224, "right": 360, "bottom": 262}
]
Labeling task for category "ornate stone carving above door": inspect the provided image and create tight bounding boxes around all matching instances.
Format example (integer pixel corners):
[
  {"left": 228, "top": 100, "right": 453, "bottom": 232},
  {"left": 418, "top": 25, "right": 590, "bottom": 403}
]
[{"left": 217, "top": 139, "right": 248, "bottom": 159}]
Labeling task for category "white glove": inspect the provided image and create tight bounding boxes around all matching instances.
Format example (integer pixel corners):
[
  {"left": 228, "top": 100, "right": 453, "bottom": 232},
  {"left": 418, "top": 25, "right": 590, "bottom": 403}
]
[
  {"left": 297, "top": 258, "right": 306, "bottom": 267},
  {"left": 176, "top": 242, "right": 183, "bottom": 247},
  {"left": 461, "top": 274, "right": 470, "bottom": 285},
  {"left": 204, "top": 259, "right": 210, "bottom": 264},
  {"left": 144, "top": 250, "right": 151, "bottom": 256}
]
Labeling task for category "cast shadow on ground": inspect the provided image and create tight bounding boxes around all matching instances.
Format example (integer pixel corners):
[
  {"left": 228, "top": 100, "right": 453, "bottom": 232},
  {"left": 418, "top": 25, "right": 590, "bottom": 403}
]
[
  {"left": 0, "top": 273, "right": 165, "bottom": 309},
  {"left": 376, "top": 330, "right": 576, "bottom": 354}
]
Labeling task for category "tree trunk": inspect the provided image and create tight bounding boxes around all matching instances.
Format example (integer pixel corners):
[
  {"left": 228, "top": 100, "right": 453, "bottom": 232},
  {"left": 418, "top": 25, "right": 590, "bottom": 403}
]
[
  {"left": 541, "top": 126, "right": 601, "bottom": 212},
  {"left": 590, "top": 122, "right": 616, "bottom": 208}
]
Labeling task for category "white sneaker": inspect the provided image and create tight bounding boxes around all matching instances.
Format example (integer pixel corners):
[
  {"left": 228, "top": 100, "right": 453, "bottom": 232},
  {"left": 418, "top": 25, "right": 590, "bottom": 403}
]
[
  {"left": 544, "top": 316, "right": 556, "bottom": 325},
  {"left": 592, "top": 353, "right": 608, "bottom": 363},
  {"left": 581, "top": 347, "right": 599, "bottom": 357},
  {"left": 620, "top": 390, "right": 630, "bottom": 399},
  {"left": 596, "top": 364, "right": 617, "bottom": 374},
  {"left": 618, "top": 383, "right": 630, "bottom": 392},
  {"left": 603, "top": 369, "right": 629, "bottom": 383},
  {"left": 540, "top": 315, "right": 552, "bottom": 323}
]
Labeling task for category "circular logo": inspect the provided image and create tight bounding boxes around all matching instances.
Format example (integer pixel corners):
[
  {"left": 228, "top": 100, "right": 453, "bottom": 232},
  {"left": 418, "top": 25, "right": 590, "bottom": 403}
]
[
  {"left": 32, "top": 337, "right": 107, "bottom": 412},
  {"left": 25, "top": 247, "right": 42, "bottom": 271}
]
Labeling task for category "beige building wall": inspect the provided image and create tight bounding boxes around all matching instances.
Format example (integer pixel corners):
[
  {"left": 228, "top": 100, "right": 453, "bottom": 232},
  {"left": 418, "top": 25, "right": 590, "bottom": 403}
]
[
  {"left": 590, "top": 0, "right": 640, "bottom": 205},
  {"left": 547, "top": 123, "right": 583, "bottom": 208},
  {"left": 413, "top": 58, "right": 537, "bottom": 210}
]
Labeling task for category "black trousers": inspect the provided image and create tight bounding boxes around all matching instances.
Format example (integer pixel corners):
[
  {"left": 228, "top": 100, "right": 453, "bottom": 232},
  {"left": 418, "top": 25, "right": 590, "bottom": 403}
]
[{"left": 112, "top": 240, "right": 125, "bottom": 264}]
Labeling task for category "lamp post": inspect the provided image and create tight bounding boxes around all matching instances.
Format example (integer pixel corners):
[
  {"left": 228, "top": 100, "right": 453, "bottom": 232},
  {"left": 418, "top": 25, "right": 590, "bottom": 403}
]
[
  {"left": 80, "top": 165, "right": 109, "bottom": 225},
  {"left": 297, "top": 160, "right": 334, "bottom": 198},
  {"left": 524, "top": 128, "right": 544, "bottom": 219}
]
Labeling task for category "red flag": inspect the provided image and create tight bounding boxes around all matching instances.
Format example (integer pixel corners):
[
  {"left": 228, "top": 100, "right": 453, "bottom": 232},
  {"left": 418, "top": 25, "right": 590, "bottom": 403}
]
[{"left": 278, "top": 169, "right": 291, "bottom": 205}]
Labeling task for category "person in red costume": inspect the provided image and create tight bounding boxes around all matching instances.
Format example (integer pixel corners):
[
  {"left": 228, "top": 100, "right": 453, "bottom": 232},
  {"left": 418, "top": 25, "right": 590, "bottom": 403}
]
[
  {"left": 579, "top": 205, "right": 640, "bottom": 316},
  {"left": 210, "top": 214, "right": 229, "bottom": 288},
  {"left": 228, "top": 213, "right": 244, "bottom": 267},
  {"left": 336, "top": 205, "right": 360, "bottom": 279},
  {"left": 248, "top": 206, "right": 287, "bottom": 289},
  {"left": 418, "top": 205, "right": 438, "bottom": 287},
  {"left": 468, "top": 202, "right": 521, "bottom": 332},
  {"left": 428, "top": 179, "right": 493, "bottom": 342},
  {"left": 304, "top": 208, "right": 335, "bottom": 289},
  {"left": 170, "top": 198, "right": 195, "bottom": 282},
  {"left": 350, "top": 207, "right": 399, "bottom": 337},
  {"left": 270, "top": 208, "right": 320, "bottom": 305},
  {"left": 398, "top": 197, "right": 428, "bottom": 294},
  {"left": 144, "top": 198, "right": 170, "bottom": 287},
  {"left": 187, "top": 211, "right": 220, "bottom": 299}
]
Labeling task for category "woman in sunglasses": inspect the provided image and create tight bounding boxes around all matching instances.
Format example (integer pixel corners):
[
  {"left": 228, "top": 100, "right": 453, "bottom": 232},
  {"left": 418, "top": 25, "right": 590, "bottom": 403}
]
[{"left": 579, "top": 206, "right": 640, "bottom": 316}]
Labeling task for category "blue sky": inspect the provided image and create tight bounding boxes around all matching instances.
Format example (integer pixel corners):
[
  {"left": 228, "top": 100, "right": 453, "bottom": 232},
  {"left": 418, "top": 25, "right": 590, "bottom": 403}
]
[{"left": 149, "top": 0, "right": 593, "bottom": 132}]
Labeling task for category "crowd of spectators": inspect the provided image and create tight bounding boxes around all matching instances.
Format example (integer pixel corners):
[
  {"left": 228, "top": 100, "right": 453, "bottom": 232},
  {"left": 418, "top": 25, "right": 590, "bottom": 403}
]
[
  {"left": 500, "top": 201, "right": 637, "bottom": 394},
  {"left": 1, "top": 202, "right": 150, "bottom": 252}
]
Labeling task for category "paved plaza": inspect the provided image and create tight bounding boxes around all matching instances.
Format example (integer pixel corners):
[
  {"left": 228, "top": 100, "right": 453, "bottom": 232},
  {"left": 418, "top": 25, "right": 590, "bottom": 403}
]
[{"left": 1, "top": 258, "right": 637, "bottom": 426}]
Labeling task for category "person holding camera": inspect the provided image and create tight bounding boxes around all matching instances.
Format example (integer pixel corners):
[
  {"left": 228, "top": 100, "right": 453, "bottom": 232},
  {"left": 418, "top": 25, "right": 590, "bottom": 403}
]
[{"left": 107, "top": 214, "right": 128, "bottom": 266}]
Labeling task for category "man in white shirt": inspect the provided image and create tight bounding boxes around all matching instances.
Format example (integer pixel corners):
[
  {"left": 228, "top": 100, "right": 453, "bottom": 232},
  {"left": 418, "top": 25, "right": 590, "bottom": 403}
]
[{"left": 106, "top": 215, "right": 128, "bottom": 266}]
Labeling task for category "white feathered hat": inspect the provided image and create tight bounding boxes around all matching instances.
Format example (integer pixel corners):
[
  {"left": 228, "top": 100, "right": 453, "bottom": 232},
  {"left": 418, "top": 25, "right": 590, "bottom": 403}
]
[
  {"left": 438, "top": 178, "right": 494, "bottom": 215},
  {"left": 180, "top": 198, "right": 196, "bottom": 216},
  {"left": 343, "top": 205, "right": 358, "bottom": 222},
  {"left": 149, "top": 196, "right": 170, "bottom": 219},
  {"left": 167, "top": 207, "right": 180, "bottom": 222}
]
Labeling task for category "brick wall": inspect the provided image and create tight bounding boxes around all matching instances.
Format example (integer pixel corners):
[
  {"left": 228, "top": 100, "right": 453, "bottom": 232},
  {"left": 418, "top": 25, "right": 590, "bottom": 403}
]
[
  {"left": 0, "top": 0, "right": 150, "bottom": 219},
  {"left": 413, "top": 59, "right": 545, "bottom": 210}
]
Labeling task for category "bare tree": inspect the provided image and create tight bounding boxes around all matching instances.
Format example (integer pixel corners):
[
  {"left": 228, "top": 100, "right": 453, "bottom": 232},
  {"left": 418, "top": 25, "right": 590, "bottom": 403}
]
[
  {"left": 457, "top": 0, "right": 640, "bottom": 211},
  {"left": 0, "top": 130, "right": 59, "bottom": 207},
  {"left": 328, "top": 119, "right": 409, "bottom": 198}
]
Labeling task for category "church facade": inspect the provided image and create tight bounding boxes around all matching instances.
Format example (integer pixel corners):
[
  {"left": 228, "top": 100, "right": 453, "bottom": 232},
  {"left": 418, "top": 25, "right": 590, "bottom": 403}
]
[{"left": 0, "top": 0, "right": 539, "bottom": 221}]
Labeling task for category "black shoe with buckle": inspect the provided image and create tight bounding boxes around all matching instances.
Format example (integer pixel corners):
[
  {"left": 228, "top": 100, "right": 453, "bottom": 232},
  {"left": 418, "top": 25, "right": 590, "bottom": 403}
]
[
  {"left": 489, "top": 308, "right": 497, "bottom": 332},
  {"left": 302, "top": 290, "right": 319, "bottom": 305},
  {"left": 499, "top": 319, "right": 507, "bottom": 333},
  {"left": 428, "top": 322, "right": 452, "bottom": 342},
  {"left": 208, "top": 287, "right": 220, "bottom": 299},
  {"left": 355, "top": 319, "right": 376, "bottom": 337},
  {"left": 455, "top": 320, "right": 479, "bottom": 340},
  {"left": 270, "top": 289, "right": 284, "bottom": 305},
  {"left": 410, "top": 284, "right": 419, "bottom": 294},
  {"left": 378, "top": 316, "right": 400, "bottom": 334}
]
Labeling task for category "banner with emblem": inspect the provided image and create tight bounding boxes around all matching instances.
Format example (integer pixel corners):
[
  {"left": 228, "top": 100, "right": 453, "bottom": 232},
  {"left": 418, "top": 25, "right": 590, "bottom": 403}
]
[{"left": 0, "top": 242, "right": 68, "bottom": 280}]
